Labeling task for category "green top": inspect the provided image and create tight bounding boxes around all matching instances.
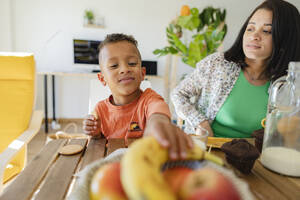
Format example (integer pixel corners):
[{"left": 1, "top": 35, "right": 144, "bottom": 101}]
[{"left": 211, "top": 71, "right": 270, "bottom": 138}]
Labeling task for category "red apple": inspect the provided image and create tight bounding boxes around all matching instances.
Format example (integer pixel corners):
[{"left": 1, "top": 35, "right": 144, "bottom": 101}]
[
  {"left": 163, "top": 167, "right": 193, "bottom": 194},
  {"left": 90, "top": 162, "right": 128, "bottom": 200},
  {"left": 179, "top": 168, "right": 240, "bottom": 200}
]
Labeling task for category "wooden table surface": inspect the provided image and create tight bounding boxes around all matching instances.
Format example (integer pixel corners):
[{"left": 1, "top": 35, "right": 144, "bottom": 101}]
[{"left": 1, "top": 137, "right": 299, "bottom": 200}]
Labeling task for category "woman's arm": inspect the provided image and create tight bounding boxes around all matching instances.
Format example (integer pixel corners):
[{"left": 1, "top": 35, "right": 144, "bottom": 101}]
[
  {"left": 171, "top": 56, "right": 212, "bottom": 128},
  {"left": 199, "top": 120, "right": 214, "bottom": 136}
]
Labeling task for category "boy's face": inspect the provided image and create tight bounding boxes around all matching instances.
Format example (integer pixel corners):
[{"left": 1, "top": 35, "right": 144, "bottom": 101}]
[{"left": 98, "top": 41, "right": 146, "bottom": 99}]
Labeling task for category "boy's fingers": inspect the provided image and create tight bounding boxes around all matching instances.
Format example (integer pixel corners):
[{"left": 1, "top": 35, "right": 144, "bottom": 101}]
[
  {"left": 184, "top": 133, "right": 194, "bottom": 148},
  {"left": 83, "top": 129, "right": 94, "bottom": 135},
  {"left": 84, "top": 129, "right": 99, "bottom": 136},
  {"left": 152, "top": 127, "right": 169, "bottom": 147},
  {"left": 83, "top": 119, "right": 97, "bottom": 126},
  {"left": 83, "top": 125, "right": 97, "bottom": 131},
  {"left": 86, "top": 114, "right": 96, "bottom": 120},
  {"left": 176, "top": 129, "right": 188, "bottom": 159},
  {"left": 146, "top": 122, "right": 169, "bottom": 147},
  {"left": 166, "top": 127, "right": 179, "bottom": 160}
]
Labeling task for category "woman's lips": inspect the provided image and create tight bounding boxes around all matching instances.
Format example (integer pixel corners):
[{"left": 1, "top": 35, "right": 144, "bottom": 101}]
[{"left": 246, "top": 44, "right": 261, "bottom": 49}]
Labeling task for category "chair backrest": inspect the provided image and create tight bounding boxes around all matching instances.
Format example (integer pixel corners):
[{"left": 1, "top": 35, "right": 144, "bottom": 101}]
[
  {"left": 88, "top": 79, "right": 152, "bottom": 113},
  {"left": 0, "top": 52, "right": 35, "bottom": 182}
]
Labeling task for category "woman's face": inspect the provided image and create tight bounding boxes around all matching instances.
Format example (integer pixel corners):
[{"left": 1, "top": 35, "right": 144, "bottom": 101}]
[{"left": 243, "top": 9, "right": 273, "bottom": 61}]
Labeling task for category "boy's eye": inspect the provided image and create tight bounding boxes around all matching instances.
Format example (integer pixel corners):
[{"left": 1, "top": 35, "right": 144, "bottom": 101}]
[
  {"left": 109, "top": 64, "right": 118, "bottom": 68},
  {"left": 128, "top": 62, "right": 137, "bottom": 66}
]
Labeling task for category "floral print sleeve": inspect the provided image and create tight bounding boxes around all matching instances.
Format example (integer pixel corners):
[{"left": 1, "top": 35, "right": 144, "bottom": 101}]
[{"left": 171, "top": 52, "right": 241, "bottom": 128}]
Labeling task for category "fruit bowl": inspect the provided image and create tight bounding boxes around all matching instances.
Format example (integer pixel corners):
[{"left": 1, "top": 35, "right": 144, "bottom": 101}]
[{"left": 68, "top": 148, "right": 254, "bottom": 200}]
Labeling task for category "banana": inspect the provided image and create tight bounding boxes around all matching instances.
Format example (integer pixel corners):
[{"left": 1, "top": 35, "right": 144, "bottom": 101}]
[
  {"left": 121, "top": 136, "right": 205, "bottom": 200},
  {"left": 204, "top": 152, "right": 224, "bottom": 166}
]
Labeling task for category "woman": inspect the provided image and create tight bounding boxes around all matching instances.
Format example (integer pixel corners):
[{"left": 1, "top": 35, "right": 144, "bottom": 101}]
[{"left": 171, "top": 0, "right": 300, "bottom": 138}]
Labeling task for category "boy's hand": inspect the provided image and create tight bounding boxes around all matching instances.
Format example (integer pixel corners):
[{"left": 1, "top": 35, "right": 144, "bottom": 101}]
[
  {"left": 83, "top": 115, "right": 101, "bottom": 137},
  {"left": 145, "top": 114, "right": 193, "bottom": 160}
]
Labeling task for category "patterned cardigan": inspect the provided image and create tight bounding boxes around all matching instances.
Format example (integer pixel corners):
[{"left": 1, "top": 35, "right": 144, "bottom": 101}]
[{"left": 171, "top": 52, "right": 242, "bottom": 128}]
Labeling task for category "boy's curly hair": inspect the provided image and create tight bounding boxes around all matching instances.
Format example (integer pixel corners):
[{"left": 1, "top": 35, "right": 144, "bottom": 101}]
[{"left": 98, "top": 33, "right": 141, "bottom": 61}]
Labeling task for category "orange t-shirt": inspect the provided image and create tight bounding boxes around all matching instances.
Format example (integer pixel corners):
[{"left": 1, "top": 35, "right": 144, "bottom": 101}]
[{"left": 95, "top": 88, "right": 171, "bottom": 139}]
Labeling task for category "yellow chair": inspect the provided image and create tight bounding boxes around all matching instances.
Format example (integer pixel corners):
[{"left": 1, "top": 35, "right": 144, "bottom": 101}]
[{"left": 0, "top": 52, "right": 43, "bottom": 193}]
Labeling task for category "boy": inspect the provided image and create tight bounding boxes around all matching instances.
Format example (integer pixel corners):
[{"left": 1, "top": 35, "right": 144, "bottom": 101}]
[{"left": 83, "top": 33, "right": 192, "bottom": 159}]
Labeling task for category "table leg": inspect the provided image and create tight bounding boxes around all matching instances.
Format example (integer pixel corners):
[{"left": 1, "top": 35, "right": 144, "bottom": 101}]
[
  {"left": 52, "top": 75, "right": 56, "bottom": 121},
  {"left": 51, "top": 75, "right": 60, "bottom": 130},
  {"left": 44, "top": 75, "right": 48, "bottom": 133}
]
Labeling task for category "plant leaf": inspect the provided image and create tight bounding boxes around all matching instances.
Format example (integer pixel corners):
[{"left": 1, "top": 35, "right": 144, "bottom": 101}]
[
  {"left": 153, "top": 6, "right": 227, "bottom": 69},
  {"left": 190, "top": 8, "right": 199, "bottom": 16}
]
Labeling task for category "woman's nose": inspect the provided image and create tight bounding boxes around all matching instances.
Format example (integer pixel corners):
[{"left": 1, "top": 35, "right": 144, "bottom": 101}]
[{"left": 250, "top": 31, "right": 261, "bottom": 41}]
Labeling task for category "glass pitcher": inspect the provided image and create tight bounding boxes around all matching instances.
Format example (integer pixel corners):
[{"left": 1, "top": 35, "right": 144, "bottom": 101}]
[{"left": 260, "top": 62, "right": 300, "bottom": 177}]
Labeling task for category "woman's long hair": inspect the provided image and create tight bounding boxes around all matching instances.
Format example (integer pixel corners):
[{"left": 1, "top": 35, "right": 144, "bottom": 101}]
[{"left": 224, "top": 0, "right": 300, "bottom": 82}]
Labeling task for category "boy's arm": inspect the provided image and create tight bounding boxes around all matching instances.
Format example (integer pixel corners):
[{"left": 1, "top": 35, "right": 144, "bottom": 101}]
[{"left": 144, "top": 113, "right": 193, "bottom": 160}]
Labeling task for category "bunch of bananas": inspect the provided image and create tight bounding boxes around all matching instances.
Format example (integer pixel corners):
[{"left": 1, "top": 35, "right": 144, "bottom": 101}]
[{"left": 121, "top": 136, "right": 223, "bottom": 200}]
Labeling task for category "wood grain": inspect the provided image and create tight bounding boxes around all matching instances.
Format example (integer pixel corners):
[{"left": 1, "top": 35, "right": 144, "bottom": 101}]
[
  {"left": 126, "top": 138, "right": 137, "bottom": 147},
  {"left": 79, "top": 138, "right": 106, "bottom": 170},
  {"left": 253, "top": 161, "right": 300, "bottom": 200},
  {"left": 0, "top": 139, "right": 67, "bottom": 200},
  {"left": 106, "top": 139, "right": 126, "bottom": 155},
  {"left": 242, "top": 170, "right": 288, "bottom": 200},
  {"left": 212, "top": 149, "right": 289, "bottom": 200},
  {"left": 288, "top": 177, "right": 300, "bottom": 188},
  {"left": 34, "top": 139, "right": 87, "bottom": 200}
]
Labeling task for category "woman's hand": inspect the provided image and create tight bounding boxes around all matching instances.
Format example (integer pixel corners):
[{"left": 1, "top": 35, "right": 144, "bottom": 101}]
[{"left": 199, "top": 120, "right": 214, "bottom": 137}]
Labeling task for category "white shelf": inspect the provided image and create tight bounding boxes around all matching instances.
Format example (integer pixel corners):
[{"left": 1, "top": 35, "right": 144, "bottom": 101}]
[{"left": 83, "top": 24, "right": 105, "bottom": 29}]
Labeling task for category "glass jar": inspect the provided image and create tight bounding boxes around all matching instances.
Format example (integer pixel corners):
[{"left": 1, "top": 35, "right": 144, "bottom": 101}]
[{"left": 261, "top": 62, "right": 300, "bottom": 177}]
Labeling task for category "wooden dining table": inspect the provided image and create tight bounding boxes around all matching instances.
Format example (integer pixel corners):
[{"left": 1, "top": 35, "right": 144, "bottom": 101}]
[{"left": 0, "top": 136, "right": 299, "bottom": 200}]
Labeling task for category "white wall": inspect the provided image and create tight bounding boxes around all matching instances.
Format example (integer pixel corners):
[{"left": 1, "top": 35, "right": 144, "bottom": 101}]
[
  {"left": 1, "top": 0, "right": 299, "bottom": 119},
  {"left": 0, "top": 0, "right": 13, "bottom": 51}
]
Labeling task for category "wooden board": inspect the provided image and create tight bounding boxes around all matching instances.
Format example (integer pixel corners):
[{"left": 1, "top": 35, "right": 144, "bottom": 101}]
[
  {"left": 253, "top": 161, "right": 300, "bottom": 200},
  {"left": 79, "top": 138, "right": 106, "bottom": 170},
  {"left": 288, "top": 177, "right": 300, "bottom": 188},
  {"left": 242, "top": 171, "right": 288, "bottom": 200},
  {"left": 34, "top": 139, "right": 87, "bottom": 200},
  {"left": 0, "top": 139, "right": 67, "bottom": 200},
  {"left": 126, "top": 138, "right": 138, "bottom": 147},
  {"left": 212, "top": 149, "right": 298, "bottom": 200},
  {"left": 106, "top": 139, "right": 126, "bottom": 155}
]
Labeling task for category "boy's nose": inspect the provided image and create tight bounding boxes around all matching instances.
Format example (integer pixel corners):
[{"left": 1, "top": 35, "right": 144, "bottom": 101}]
[{"left": 119, "top": 64, "right": 131, "bottom": 74}]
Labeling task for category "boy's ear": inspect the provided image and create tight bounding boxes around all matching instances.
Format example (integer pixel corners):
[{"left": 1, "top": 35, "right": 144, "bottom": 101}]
[
  {"left": 97, "top": 72, "right": 106, "bottom": 86},
  {"left": 141, "top": 67, "right": 146, "bottom": 80}
]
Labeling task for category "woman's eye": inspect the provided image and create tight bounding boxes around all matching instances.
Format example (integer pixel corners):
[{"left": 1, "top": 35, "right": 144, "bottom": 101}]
[
  {"left": 263, "top": 30, "right": 272, "bottom": 34},
  {"left": 247, "top": 28, "right": 253, "bottom": 32}
]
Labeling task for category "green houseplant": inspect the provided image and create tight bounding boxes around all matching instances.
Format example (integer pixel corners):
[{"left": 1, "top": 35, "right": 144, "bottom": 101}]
[
  {"left": 84, "top": 10, "right": 95, "bottom": 24},
  {"left": 154, "top": 6, "right": 227, "bottom": 68}
]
